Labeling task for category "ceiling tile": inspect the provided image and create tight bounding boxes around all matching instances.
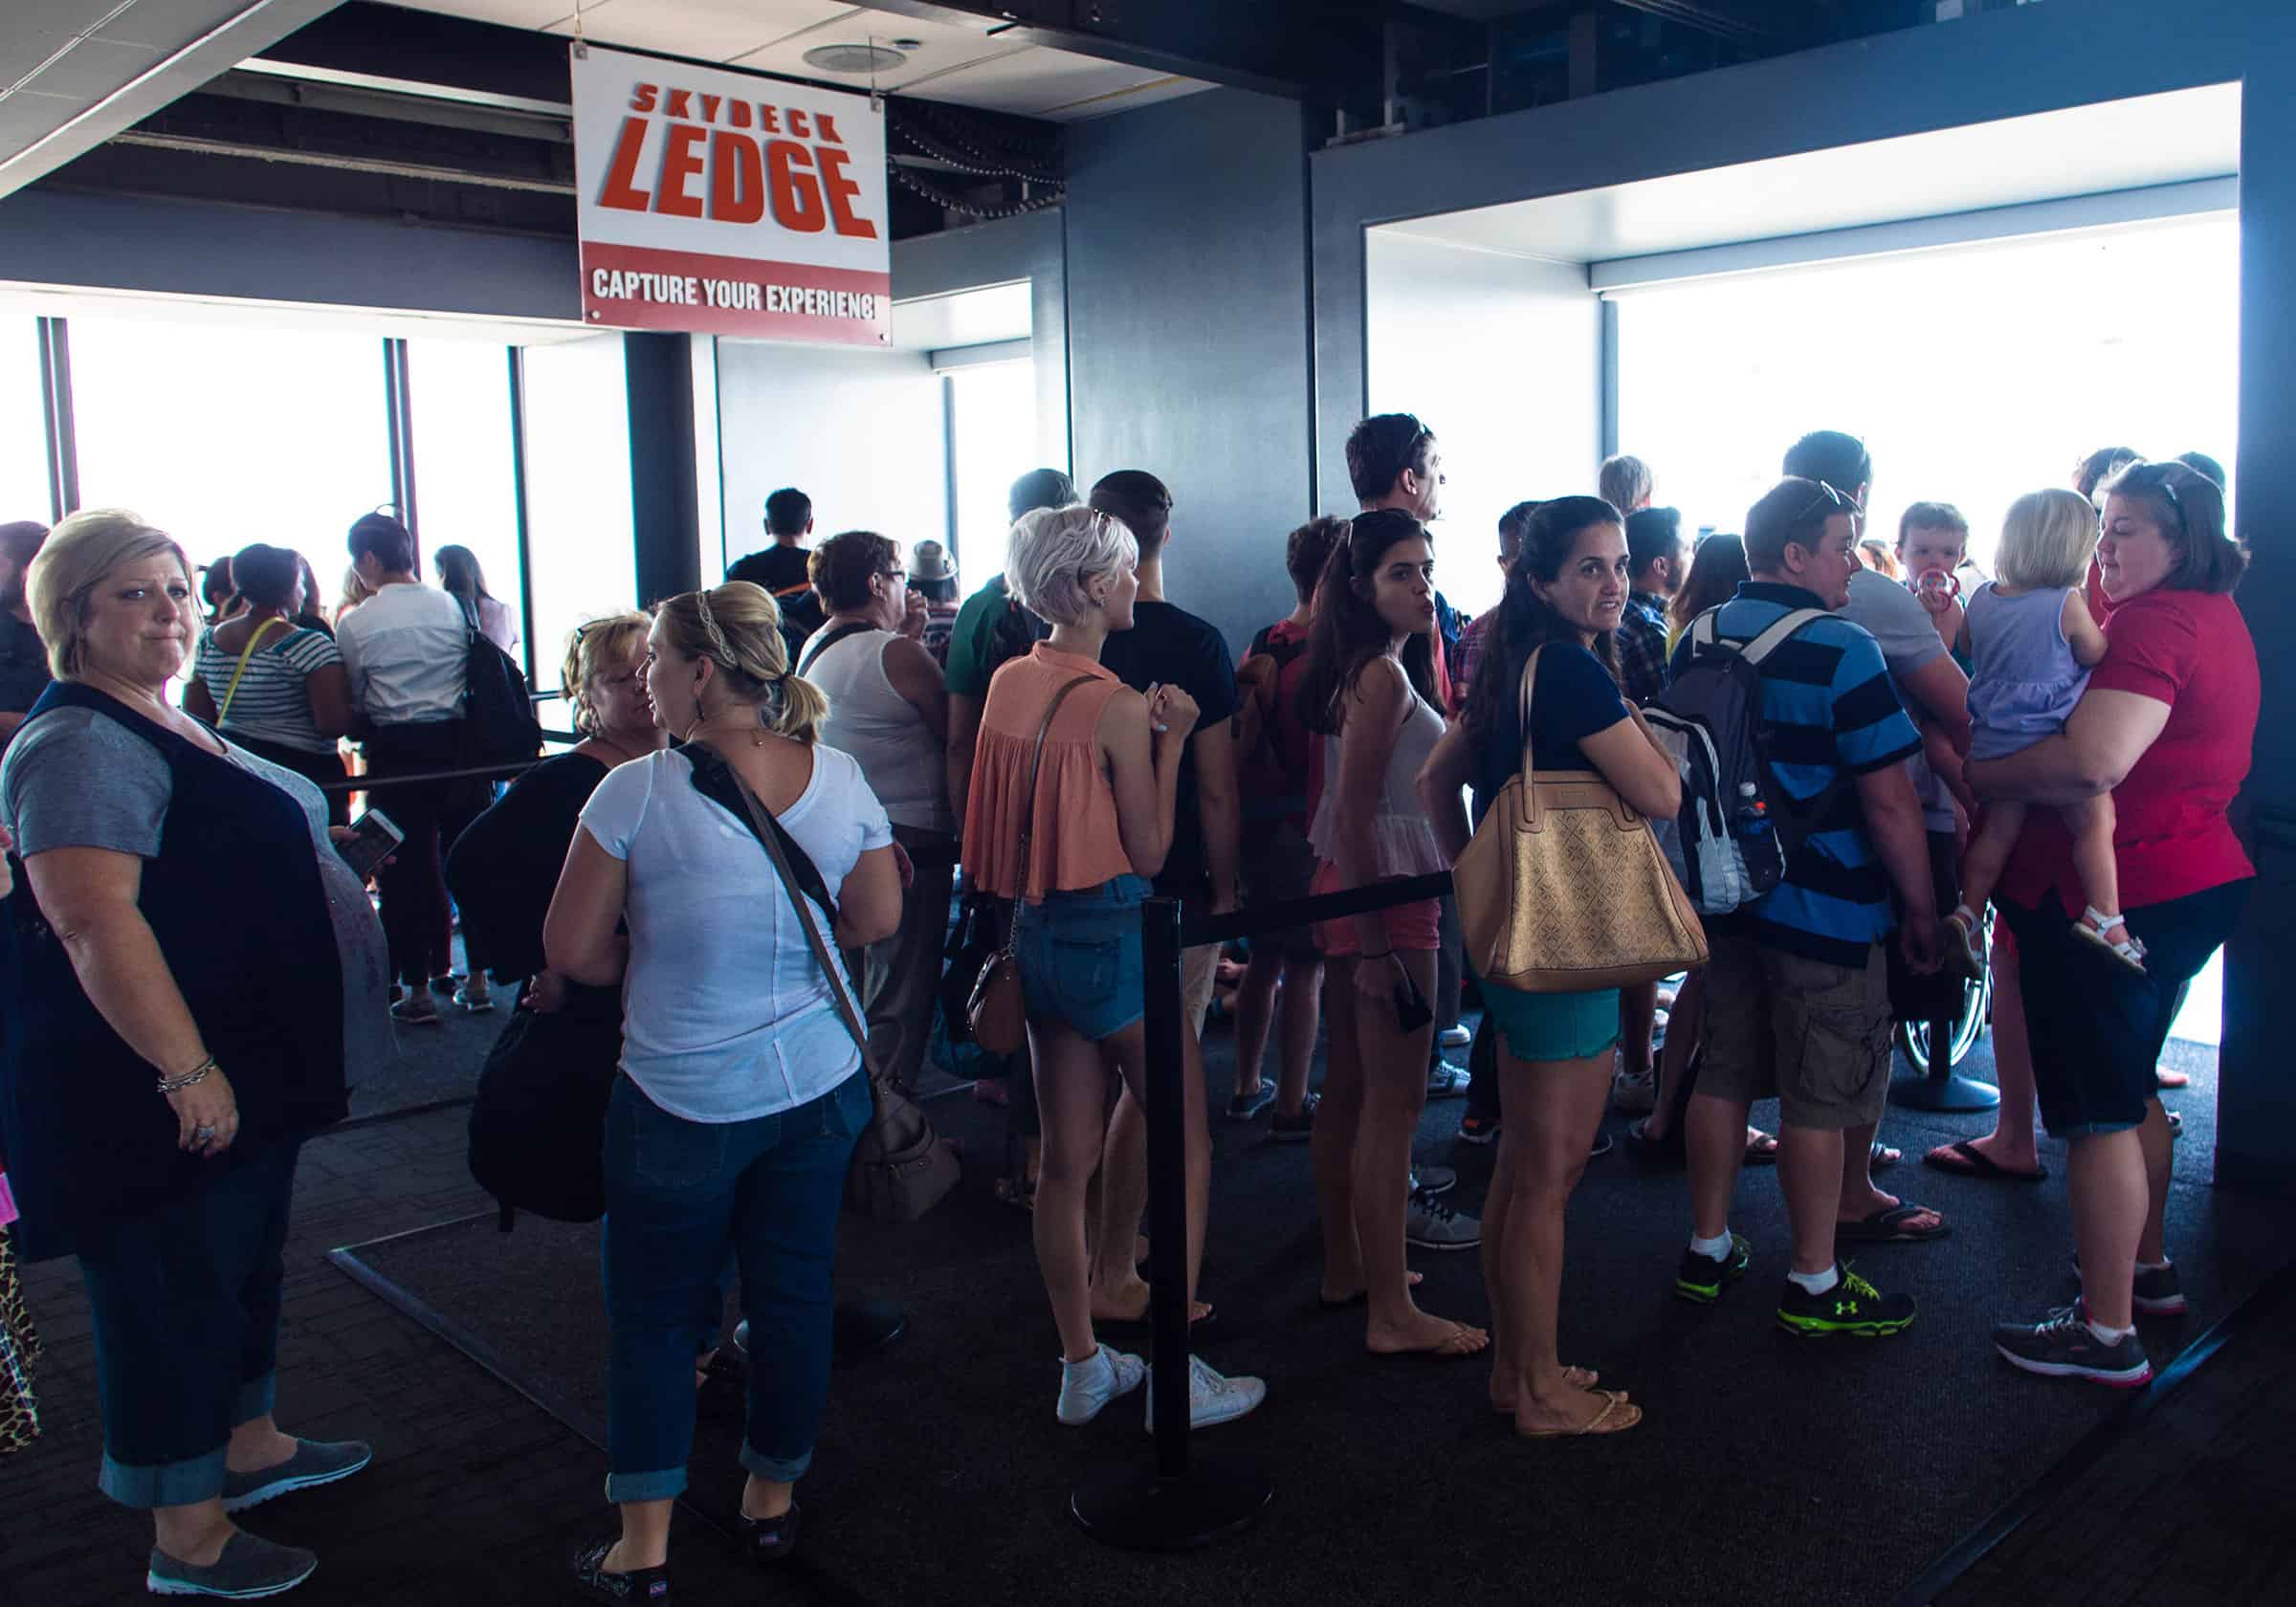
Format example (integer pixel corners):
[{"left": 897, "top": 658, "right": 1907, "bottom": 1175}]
[
  {"left": 0, "top": 88, "right": 82, "bottom": 163},
  {"left": 906, "top": 50, "right": 1203, "bottom": 121},
  {"left": 92, "top": 0, "right": 259, "bottom": 55},
  {"left": 380, "top": 0, "right": 580, "bottom": 30},
  {"left": 19, "top": 35, "right": 164, "bottom": 101}
]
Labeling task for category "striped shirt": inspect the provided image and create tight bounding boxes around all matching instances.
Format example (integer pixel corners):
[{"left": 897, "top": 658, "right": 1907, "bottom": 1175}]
[
  {"left": 1671, "top": 582, "right": 1920, "bottom": 969},
  {"left": 192, "top": 623, "right": 342, "bottom": 755}
]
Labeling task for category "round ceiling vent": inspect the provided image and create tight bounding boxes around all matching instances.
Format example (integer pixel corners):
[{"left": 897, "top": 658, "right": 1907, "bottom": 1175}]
[{"left": 803, "top": 43, "right": 907, "bottom": 75}]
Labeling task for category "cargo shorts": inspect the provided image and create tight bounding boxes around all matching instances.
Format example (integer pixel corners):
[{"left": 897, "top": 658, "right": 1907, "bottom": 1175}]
[{"left": 1694, "top": 935, "right": 1891, "bottom": 1131}]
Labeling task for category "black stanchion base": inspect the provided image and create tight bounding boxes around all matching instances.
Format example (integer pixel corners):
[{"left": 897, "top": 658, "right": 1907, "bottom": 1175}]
[
  {"left": 1070, "top": 1455, "right": 1272, "bottom": 1552},
  {"left": 1889, "top": 1071, "right": 2002, "bottom": 1112}
]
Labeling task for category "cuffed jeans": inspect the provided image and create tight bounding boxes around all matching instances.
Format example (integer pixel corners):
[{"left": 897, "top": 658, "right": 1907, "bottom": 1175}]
[
  {"left": 77, "top": 1138, "right": 298, "bottom": 1508},
  {"left": 602, "top": 1071, "right": 869, "bottom": 1503}
]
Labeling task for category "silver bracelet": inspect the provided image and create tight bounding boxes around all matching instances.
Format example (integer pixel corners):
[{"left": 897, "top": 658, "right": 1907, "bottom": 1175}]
[{"left": 157, "top": 1057, "right": 218, "bottom": 1095}]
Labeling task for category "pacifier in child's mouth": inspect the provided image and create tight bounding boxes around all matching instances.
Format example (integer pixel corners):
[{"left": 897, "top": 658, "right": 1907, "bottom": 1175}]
[{"left": 1914, "top": 567, "right": 1961, "bottom": 602}]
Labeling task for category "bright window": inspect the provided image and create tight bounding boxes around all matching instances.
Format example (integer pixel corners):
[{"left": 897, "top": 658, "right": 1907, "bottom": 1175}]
[
  {"left": 944, "top": 359, "right": 1038, "bottom": 579},
  {"left": 519, "top": 336, "right": 634, "bottom": 685},
  {"left": 70, "top": 315, "right": 392, "bottom": 590},
  {"left": 0, "top": 319, "right": 49, "bottom": 525},
  {"left": 407, "top": 339, "right": 523, "bottom": 668},
  {"left": 1612, "top": 216, "right": 2239, "bottom": 570}
]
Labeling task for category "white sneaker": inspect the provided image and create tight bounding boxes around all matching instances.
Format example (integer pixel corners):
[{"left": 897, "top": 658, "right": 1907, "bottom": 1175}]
[
  {"left": 1056, "top": 1344, "right": 1146, "bottom": 1425},
  {"left": 1611, "top": 1065, "right": 1658, "bottom": 1115},
  {"left": 1144, "top": 1354, "right": 1266, "bottom": 1431},
  {"left": 1437, "top": 1024, "right": 1472, "bottom": 1049}
]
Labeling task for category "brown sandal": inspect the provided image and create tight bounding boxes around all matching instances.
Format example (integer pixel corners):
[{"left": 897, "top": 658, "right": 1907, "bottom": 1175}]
[{"left": 1517, "top": 1388, "right": 1643, "bottom": 1439}]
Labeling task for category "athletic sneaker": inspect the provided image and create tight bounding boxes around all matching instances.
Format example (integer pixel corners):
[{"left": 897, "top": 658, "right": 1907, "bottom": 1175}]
[
  {"left": 1424, "top": 1058, "right": 1469, "bottom": 1099},
  {"left": 1610, "top": 1065, "right": 1658, "bottom": 1115},
  {"left": 1144, "top": 1353, "right": 1266, "bottom": 1430},
  {"left": 2069, "top": 1253, "right": 2188, "bottom": 1316},
  {"left": 1994, "top": 1303, "right": 2153, "bottom": 1387},
  {"left": 1673, "top": 1233, "right": 1751, "bottom": 1304},
  {"left": 1776, "top": 1265, "right": 1915, "bottom": 1338},
  {"left": 1456, "top": 1112, "right": 1501, "bottom": 1146},
  {"left": 453, "top": 982, "right": 494, "bottom": 1015},
  {"left": 221, "top": 1438, "right": 372, "bottom": 1513},
  {"left": 1055, "top": 1344, "right": 1147, "bottom": 1425},
  {"left": 1269, "top": 1091, "right": 1318, "bottom": 1142},
  {"left": 389, "top": 992, "right": 442, "bottom": 1026},
  {"left": 1227, "top": 1084, "right": 1277, "bottom": 1122},
  {"left": 1404, "top": 1188, "right": 1481, "bottom": 1250},
  {"left": 1437, "top": 1024, "right": 1472, "bottom": 1049},
  {"left": 1408, "top": 1164, "right": 1457, "bottom": 1198},
  {"left": 148, "top": 1532, "right": 318, "bottom": 1598}
]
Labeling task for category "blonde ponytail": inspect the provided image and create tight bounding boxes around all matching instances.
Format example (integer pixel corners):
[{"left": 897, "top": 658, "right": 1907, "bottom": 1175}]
[{"left": 657, "top": 581, "right": 828, "bottom": 744}]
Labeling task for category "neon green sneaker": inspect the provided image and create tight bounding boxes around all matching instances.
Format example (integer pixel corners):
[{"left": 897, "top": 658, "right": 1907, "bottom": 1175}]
[
  {"left": 1776, "top": 1265, "right": 1915, "bottom": 1337},
  {"left": 1673, "top": 1233, "right": 1751, "bottom": 1304}
]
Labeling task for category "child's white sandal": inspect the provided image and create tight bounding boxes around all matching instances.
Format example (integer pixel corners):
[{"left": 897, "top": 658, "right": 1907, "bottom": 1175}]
[{"left": 2072, "top": 905, "right": 2147, "bottom": 973}]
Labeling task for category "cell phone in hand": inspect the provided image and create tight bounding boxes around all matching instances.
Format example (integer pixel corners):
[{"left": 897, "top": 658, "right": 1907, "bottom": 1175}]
[
  {"left": 1393, "top": 968, "right": 1435, "bottom": 1033},
  {"left": 338, "top": 807, "right": 404, "bottom": 883}
]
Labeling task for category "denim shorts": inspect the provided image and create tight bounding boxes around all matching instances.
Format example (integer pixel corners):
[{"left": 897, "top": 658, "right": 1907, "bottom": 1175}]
[
  {"left": 1014, "top": 874, "right": 1151, "bottom": 1042},
  {"left": 1478, "top": 978, "right": 1622, "bottom": 1064}
]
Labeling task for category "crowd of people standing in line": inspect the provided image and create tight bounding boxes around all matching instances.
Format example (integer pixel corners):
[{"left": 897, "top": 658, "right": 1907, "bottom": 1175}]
[{"left": 0, "top": 406, "right": 2257, "bottom": 1598}]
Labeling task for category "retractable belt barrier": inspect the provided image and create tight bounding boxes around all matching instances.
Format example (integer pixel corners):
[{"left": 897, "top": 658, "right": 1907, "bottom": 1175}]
[{"left": 1071, "top": 869, "right": 1452, "bottom": 1551}]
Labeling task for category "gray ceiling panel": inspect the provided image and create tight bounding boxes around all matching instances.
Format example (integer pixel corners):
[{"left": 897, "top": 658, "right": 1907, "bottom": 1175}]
[
  {"left": 14, "top": 34, "right": 163, "bottom": 100},
  {"left": 94, "top": 0, "right": 269, "bottom": 54}
]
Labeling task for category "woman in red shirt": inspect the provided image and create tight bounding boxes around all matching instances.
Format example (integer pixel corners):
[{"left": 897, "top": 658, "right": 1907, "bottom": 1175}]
[{"left": 1969, "top": 460, "right": 2254, "bottom": 1389}]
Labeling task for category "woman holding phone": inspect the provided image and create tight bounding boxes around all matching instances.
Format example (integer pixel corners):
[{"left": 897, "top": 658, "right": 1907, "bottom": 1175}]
[{"left": 1297, "top": 509, "right": 1487, "bottom": 1359}]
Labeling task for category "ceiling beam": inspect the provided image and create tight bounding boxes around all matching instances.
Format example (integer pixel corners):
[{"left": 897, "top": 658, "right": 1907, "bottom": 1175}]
[{"left": 1605, "top": 0, "right": 1833, "bottom": 44}]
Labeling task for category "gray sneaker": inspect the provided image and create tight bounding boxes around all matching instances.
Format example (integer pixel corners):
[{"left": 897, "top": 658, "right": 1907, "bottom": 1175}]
[
  {"left": 221, "top": 1439, "right": 372, "bottom": 1514},
  {"left": 1144, "top": 1353, "right": 1266, "bottom": 1430},
  {"left": 1408, "top": 1164, "right": 1458, "bottom": 1197},
  {"left": 1424, "top": 1058, "right": 1469, "bottom": 1099},
  {"left": 147, "top": 1532, "right": 318, "bottom": 1598},
  {"left": 1404, "top": 1188, "right": 1481, "bottom": 1250}
]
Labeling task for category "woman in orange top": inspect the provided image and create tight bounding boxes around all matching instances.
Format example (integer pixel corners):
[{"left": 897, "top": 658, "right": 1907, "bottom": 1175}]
[{"left": 964, "top": 506, "right": 1264, "bottom": 1432}]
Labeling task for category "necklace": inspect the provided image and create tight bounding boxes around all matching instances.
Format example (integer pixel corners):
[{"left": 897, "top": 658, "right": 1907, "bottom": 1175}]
[{"left": 686, "top": 708, "right": 771, "bottom": 748}]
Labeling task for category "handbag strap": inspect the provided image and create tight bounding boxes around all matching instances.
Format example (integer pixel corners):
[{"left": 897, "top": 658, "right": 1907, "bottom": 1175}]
[
  {"left": 217, "top": 617, "right": 288, "bottom": 721},
  {"left": 686, "top": 741, "right": 875, "bottom": 1073},
  {"left": 798, "top": 621, "right": 873, "bottom": 676},
  {"left": 1515, "top": 647, "right": 1545, "bottom": 778},
  {"left": 1004, "top": 673, "right": 1099, "bottom": 954}
]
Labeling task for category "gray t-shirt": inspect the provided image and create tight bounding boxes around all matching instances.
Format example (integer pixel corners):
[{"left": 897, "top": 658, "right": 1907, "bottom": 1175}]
[
  {"left": 1, "top": 706, "right": 396, "bottom": 1087},
  {"left": 1841, "top": 568, "right": 1954, "bottom": 832}
]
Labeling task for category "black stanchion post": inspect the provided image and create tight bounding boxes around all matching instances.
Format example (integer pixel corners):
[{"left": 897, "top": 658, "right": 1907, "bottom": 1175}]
[
  {"left": 1071, "top": 896, "right": 1270, "bottom": 1551},
  {"left": 1891, "top": 933, "right": 2000, "bottom": 1113}
]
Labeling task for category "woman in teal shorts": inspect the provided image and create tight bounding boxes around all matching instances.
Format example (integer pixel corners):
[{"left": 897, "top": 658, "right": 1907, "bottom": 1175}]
[{"left": 1420, "top": 495, "right": 1682, "bottom": 1441}]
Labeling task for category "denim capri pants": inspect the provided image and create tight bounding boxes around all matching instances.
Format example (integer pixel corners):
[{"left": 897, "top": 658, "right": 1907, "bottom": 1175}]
[{"left": 1014, "top": 874, "right": 1152, "bottom": 1041}]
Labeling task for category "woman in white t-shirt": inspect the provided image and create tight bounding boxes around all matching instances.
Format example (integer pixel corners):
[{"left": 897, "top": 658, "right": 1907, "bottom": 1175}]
[{"left": 544, "top": 580, "right": 901, "bottom": 1599}]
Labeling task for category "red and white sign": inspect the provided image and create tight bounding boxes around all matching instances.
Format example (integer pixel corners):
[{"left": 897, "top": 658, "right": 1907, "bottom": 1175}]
[{"left": 570, "top": 44, "right": 891, "bottom": 344}]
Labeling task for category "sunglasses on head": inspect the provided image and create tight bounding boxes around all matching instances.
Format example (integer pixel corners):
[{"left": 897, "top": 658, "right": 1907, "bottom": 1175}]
[{"left": 1786, "top": 480, "right": 1857, "bottom": 532}]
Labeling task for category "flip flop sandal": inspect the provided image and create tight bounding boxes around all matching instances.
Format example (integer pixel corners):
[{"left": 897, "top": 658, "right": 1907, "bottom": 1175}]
[
  {"left": 2156, "top": 1067, "right": 2192, "bottom": 1090},
  {"left": 1744, "top": 1129, "right": 1780, "bottom": 1167},
  {"left": 1871, "top": 1141, "right": 1902, "bottom": 1171},
  {"left": 1517, "top": 1388, "right": 1643, "bottom": 1438},
  {"left": 1923, "top": 1138, "right": 2046, "bottom": 1182},
  {"left": 1836, "top": 1202, "right": 1951, "bottom": 1243}
]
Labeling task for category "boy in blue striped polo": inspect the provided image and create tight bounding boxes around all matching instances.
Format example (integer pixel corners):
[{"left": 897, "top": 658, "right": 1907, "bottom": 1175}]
[{"left": 1667, "top": 477, "right": 1946, "bottom": 1336}]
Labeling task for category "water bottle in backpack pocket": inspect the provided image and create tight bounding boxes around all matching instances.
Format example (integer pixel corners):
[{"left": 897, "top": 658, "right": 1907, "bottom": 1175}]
[{"left": 1643, "top": 607, "right": 1835, "bottom": 917}]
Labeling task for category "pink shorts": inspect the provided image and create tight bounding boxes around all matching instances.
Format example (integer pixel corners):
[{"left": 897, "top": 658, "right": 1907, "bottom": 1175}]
[{"left": 1311, "top": 860, "right": 1443, "bottom": 957}]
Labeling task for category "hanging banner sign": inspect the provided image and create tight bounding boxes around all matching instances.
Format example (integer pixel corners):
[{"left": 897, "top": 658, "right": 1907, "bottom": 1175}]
[{"left": 570, "top": 44, "right": 891, "bottom": 345}]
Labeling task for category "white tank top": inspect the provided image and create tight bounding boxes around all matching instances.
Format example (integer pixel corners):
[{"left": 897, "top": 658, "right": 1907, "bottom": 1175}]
[
  {"left": 1307, "top": 668, "right": 1447, "bottom": 877},
  {"left": 802, "top": 626, "right": 953, "bottom": 834}
]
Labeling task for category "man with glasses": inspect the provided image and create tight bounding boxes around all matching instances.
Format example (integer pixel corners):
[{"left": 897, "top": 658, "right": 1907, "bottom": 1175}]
[{"left": 1670, "top": 477, "right": 1944, "bottom": 1337}]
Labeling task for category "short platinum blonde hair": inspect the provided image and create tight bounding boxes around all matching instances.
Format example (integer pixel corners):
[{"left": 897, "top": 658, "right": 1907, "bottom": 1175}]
[
  {"left": 561, "top": 609, "right": 652, "bottom": 736},
  {"left": 28, "top": 508, "right": 191, "bottom": 680},
  {"left": 1598, "top": 453, "right": 1654, "bottom": 514},
  {"left": 1005, "top": 505, "right": 1136, "bottom": 628},
  {"left": 1996, "top": 488, "right": 2100, "bottom": 592}
]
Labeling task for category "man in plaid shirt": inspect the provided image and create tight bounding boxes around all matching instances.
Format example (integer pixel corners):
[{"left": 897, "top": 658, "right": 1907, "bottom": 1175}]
[
  {"left": 1616, "top": 506, "right": 1688, "bottom": 708},
  {"left": 1450, "top": 499, "right": 1539, "bottom": 713}
]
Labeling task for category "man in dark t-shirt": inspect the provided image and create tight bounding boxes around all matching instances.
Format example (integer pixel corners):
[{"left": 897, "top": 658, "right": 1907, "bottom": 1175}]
[
  {"left": 726, "top": 487, "right": 824, "bottom": 658},
  {"left": 1086, "top": 470, "right": 1241, "bottom": 1316}
]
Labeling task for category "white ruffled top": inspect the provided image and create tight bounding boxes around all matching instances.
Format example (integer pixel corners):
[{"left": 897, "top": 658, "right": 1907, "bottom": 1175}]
[{"left": 1308, "top": 680, "right": 1448, "bottom": 878}]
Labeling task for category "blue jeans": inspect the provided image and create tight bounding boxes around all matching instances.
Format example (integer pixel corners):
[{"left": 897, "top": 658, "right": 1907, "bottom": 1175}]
[
  {"left": 601, "top": 1071, "right": 869, "bottom": 1503},
  {"left": 77, "top": 1138, "right": 298, "bottom": 1508}
]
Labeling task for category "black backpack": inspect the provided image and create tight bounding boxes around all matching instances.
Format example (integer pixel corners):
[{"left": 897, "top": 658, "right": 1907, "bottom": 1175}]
[
  {"left": 466, "top": 985, "right": 624, "bottom": 1226},
  {"left": 455, "top": 598, "right": 541, "bottom": 767}
]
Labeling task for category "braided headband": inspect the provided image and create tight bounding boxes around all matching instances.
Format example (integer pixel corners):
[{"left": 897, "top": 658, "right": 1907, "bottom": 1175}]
[{"left": 694, "top": 586, "right": 787, "bottom": 686}]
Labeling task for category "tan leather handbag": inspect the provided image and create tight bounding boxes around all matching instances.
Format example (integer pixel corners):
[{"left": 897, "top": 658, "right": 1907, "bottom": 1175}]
[
  {"left": 965, "top": 673, "right": 1098, "bottom": 1055},
  {"left": 1455, "top": 647, "right": 1708, "bottom": 994}
]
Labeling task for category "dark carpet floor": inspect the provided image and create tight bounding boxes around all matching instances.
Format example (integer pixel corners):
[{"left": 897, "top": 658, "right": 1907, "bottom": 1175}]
[{"left": 330, "top": 1015, "right": 2284, "bottom": 1607}]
